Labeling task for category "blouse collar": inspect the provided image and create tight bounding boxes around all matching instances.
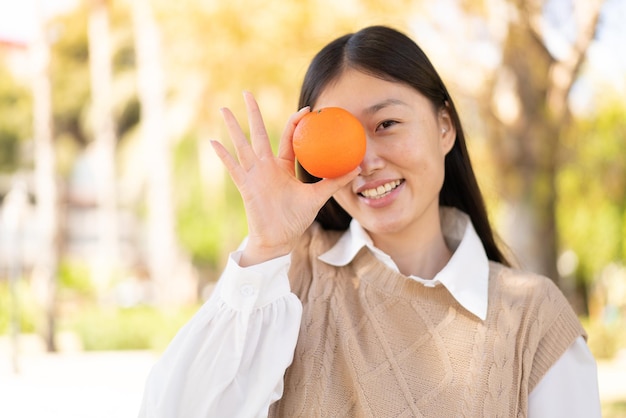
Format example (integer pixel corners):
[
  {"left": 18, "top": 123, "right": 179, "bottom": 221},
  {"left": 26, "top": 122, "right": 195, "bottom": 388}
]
[{"left": 318, "top": 207, "right": 490, "bottom": 320}]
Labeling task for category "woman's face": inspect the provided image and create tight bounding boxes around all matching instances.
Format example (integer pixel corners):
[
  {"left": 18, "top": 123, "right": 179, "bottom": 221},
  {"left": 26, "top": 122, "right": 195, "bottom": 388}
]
[{"left": 313, "top": 69, "right": 456, "bottom": 239}]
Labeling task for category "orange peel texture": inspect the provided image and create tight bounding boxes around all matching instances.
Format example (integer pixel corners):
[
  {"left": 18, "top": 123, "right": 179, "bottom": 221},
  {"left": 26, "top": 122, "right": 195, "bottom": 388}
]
[{"left": 293, "top": 107, "right": 366, "bottom": 178}]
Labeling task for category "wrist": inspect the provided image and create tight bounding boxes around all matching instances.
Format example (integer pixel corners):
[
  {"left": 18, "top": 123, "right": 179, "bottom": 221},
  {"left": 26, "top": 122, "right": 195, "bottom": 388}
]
[{"left": 239, "top": 242, "right": 292, "bottom": 267}]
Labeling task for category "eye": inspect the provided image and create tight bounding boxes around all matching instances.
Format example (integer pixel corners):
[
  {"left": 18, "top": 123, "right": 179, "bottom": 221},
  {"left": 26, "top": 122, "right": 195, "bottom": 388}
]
[{"left": 376, "top": 120, "right": 398, "bottom": 131}]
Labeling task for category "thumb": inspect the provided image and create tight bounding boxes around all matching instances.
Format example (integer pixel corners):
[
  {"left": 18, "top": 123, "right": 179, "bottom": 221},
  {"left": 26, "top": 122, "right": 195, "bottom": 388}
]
[{"left": 311, "top": 166, "right": 361, "bottom": 202}]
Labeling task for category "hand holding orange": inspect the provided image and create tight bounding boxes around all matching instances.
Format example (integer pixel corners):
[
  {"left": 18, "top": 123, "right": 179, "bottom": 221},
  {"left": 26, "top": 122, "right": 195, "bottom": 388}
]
[{"left": 293, "top": 107, "right": 366, "bottom": 178}]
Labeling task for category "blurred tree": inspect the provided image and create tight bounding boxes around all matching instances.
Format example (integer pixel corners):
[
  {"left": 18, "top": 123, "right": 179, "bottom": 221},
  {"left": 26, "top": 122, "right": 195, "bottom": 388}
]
[
  {"left": 9, "top": 0, "right": 614, "bottom": 312},
  {"left": 30, "top": 0, "right": 59, "bottom": 351},
  {"left": 88, "top": 0, "right": 119, "bottom": 287},
  {"left": 49, "top": 6, "right": 91, "bottom": 150},
  {"left": 453, "top": 0, "right": 605, "bottom": 290},
  {"left": 557, "top": 101, "right": 626, "bottom": 313},
  {"left": 131, "top": 0, "right": 194, "bottom": 305},
  {"left": 49, "top": 1, "right": 138, "bottom": 151},
  {"left": 52, "top": 12, "right": 138, "bottom": 173},
  {"left": 0, "top": 65, "right": 31, "bottom": 173}
]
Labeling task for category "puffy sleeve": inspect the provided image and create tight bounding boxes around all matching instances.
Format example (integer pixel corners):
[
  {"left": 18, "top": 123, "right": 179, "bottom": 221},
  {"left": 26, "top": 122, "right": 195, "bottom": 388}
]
[
  {"left": 528, "top": 336, "right": 601, "bottom": 418},
  {"left": 138, "top": 251, "right": 303, "bottom": 418}
]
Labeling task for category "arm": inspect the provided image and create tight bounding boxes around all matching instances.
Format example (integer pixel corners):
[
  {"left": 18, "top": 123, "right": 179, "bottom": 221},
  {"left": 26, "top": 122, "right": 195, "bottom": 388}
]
[
  {"left": 140, "top": 92, "right": 360, "bottom": 417},
  {"left": 528, "top": 336, "right": 601, "bottom": 418},
  {"left": 139, "top": 251, "right": 301, "bottom": 418},
  {"left": 141, "top": 92, "right": 357, "bottom": 417}
]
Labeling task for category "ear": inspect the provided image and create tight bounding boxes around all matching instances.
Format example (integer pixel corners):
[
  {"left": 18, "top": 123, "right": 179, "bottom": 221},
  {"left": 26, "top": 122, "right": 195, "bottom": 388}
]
[{"left": 438, "top": 107, "right": 456, "bottom": 155}]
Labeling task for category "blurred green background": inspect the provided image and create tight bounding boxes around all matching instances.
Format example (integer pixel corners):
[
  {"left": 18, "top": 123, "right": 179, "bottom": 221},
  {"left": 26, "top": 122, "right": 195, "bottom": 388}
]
[{"left": 0, "top": 0, "right": 625, "bottom": 415}]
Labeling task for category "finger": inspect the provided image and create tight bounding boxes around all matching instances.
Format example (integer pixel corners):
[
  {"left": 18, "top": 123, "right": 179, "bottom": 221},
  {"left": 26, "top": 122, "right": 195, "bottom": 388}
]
[
  {"left": 277, "top": 106, "right": 310, "bottom": 163},
  {"left": 243, "top": 91, "right": 274, "bottom": 159},
  {"left": 311, "top": 166, "right": 362, "bottom": 203},
  {"left": 210, "top": 139, "right": 246, "bottom": 187},
  {"left": 219, "top": 107, "right": 257, "bottom": 171}
]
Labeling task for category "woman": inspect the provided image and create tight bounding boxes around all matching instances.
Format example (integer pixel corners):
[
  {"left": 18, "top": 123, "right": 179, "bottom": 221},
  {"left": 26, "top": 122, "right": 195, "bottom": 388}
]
[{"left": 139, "top": 26, "right": 600, "bottom": 417}]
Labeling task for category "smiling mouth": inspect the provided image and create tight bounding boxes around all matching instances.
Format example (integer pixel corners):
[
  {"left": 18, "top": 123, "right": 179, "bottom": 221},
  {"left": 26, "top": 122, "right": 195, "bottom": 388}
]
[{"left": 359, "top": 180, "right": 404, "bottom": 199}]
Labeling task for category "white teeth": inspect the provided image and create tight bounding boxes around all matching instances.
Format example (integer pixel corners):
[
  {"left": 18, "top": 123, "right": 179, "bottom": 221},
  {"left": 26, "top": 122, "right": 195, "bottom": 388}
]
[{"left": 360, "top": 180, "right": 402, "bottom": 199}]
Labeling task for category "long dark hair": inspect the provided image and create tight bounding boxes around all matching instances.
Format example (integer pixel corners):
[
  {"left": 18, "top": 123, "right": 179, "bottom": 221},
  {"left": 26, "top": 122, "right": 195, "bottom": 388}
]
[{"left": 297, "top": 25, "right": 509, "bottom": 265}]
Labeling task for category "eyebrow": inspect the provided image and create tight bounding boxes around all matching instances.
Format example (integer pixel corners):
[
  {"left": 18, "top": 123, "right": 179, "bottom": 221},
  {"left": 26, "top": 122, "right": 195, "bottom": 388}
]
[{"left": 364, "top": 98, "right": 408, "bottom": 115}]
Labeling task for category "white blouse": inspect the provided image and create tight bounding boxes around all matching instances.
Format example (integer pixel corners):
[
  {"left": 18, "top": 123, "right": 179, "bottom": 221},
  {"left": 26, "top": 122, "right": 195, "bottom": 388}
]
[{"left": 139, "top": 217, "right": 601, "bottom": 418}]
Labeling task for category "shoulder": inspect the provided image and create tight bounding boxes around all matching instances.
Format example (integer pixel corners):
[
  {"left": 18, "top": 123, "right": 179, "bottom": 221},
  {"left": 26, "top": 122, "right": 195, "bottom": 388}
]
[
  {"left": 489, "top": 264, "right": 588, "bottom": 392},
  {"left": 489, "top": 262, "right": 567, "bottom": 308},
  {"left": 488, "top": 262, "right": 585, "bottom": 341},
  {"left": 488, "top": 263, "right": 586, "bottom": 344}
]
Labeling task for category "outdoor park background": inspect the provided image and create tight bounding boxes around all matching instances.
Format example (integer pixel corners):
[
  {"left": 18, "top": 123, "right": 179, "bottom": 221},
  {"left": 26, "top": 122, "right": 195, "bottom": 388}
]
[{"left": 0, "top": 0, "right": 625, "bottom": 416}]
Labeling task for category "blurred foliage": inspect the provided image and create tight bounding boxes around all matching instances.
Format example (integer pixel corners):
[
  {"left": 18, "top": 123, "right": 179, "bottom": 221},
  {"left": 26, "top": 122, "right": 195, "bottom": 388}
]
[
  {"left": 3, "top": 1, "right": 621, "bottom": 267},
  {"left": 581, "top": 316, "right": 626, "bottom": 360},
  {"left": 602, "top": 400, "right": 626, "bottom": 418},
  {"left": 0, "top": 65, "right": 32, "bottom": 172},
  {"left": 149, "top": 0, "right": 417, "bottom": 143},
  {"left": 174, "top": 135, "right": 234, "bottom": 268},
  {"left": 54, "top": 248, "right": 197, "bottom": 352},
  {"left": 1, "top": 1, "right": 625, "bottom": 356},
  {"left": 49, "top": 1, "right": 138, "bottom": 149},
  {"left": 57, "top": 259, "right": 96, "bottom": 296},
  {"left": 0, "top": 281, "right": 38, "bottom": 334},
  {"left": 557, "top": 101, "right": 626, "bottom": 284},
  {"left": 60, "top": 304, "right": 198, "bottom": 351},
  {"left": 49, "top": 3, "right": 91, "bottom": 148}
]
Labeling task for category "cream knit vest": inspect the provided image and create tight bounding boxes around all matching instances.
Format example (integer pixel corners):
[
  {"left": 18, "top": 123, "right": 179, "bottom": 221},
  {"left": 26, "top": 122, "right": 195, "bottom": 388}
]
[{"left": 269, "top": 223, "right": 586, "bottom": 418}]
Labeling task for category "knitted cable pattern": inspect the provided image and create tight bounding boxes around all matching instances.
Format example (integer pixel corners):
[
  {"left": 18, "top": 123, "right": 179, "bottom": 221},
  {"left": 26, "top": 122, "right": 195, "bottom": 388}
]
[{"left": 269, "top": 223, "right": 585, "bottom": 418}]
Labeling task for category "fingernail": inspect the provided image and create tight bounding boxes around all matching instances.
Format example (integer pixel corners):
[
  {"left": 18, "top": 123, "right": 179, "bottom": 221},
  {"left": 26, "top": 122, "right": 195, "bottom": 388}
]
[{"left": 298, "top": 106, "right": 311, "bottom": 113}]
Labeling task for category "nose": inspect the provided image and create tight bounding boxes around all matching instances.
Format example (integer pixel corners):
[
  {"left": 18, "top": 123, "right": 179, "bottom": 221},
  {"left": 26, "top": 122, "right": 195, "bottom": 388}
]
[{"left": 359, "top": 136, "right": 384, "bottom": 176}]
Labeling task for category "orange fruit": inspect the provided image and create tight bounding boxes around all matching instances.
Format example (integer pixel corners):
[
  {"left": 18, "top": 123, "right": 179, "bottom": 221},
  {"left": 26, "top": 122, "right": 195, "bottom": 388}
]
[{"left": 293, "top": 107, "right": 366, "bottom": 178}]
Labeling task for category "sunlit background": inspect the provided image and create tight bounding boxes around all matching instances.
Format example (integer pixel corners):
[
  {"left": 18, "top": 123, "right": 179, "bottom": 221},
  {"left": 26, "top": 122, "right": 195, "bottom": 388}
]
[{"left": 0, "top": 0, "right": 625, "bottom": 417}]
